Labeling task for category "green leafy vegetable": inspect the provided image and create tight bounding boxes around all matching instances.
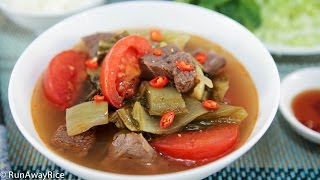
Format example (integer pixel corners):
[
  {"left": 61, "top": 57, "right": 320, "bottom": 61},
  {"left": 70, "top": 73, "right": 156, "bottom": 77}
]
[
  {"left": 198, "top": 0, "right": 230, "bottom": 9},
  {"left": 146, "top": 83, "right": 188, "bottom": 116},
  {"left": 97, "top": 40, "right": 113, "bottom": 62},
  {"left": 254, "top": 0, "right": 320, "bottom": 47},
  {"left": 179, "top": 0, "right": 320, "bottom": 47},
  {"left": 66, "top": 101, "right": 108, "bottom": 136},
  {"left": 196, "top": 103, "right": 248, "bottom": 122},
  {"left": 128, "top": 29, "right": 191, "bottom": 49},
  {"left": 184, "top": 117, "right": 240, "bottom": 131},
  {"left": 212, "top": 75, "right": 229, "bottom": 102},
  {"left": 109, "top": 112, "right": 126, "bottom": 129},
  {"left": 177, "top": 0, "right": 261, "bottom": 31},
  {"left": 97, "top": 31, "right": 129, "bottom": 63},
  {"left": 85, "top": 68, "right": 101, "bottom": 101},
  {"left": 116, "top": 108, "right": 139, "bottom": 131},
  {"left": 128, "top": 97, "right": 208, "bottom": 135},
  {"left": 184, "top": 103, "right": 247, "bottom": 131},
  {"left": 161, "top": 30, "right": 191, "bottom": 49}
]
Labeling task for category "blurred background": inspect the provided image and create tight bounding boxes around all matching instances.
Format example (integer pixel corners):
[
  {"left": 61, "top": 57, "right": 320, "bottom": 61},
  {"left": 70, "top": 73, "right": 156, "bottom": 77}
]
[
  {"left": 0, "top": 0, "right": 319, "bottom": 179},
  {"left": 1, "top": 0, "right": 319, "bottom": 50},
  {"left": 178, "top": 0, "right": 320, "bottom": 50}
]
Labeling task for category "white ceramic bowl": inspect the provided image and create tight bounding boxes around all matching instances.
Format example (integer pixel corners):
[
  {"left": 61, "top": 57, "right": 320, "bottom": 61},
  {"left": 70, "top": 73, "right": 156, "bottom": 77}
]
[
  {"left": 0, "top": 0, "right": 105, "bottom": 33},
  {"left": 8, "top": 1, "right": 280, "bottom": 180},
  {"left": 280, "top": 68, "right": 320, "bottom": 144}
]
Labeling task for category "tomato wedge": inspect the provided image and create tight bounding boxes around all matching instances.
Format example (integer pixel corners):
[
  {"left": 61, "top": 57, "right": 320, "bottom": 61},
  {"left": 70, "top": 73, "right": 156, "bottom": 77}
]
[
  {"left": 43, "top": 50, "right": 87, "bottom": 109},
  {"left": 100, "top": 35, "right": 152, "bottom": 108},
  {"left": 151, "top": 124, "right": 239, "bottom": 163}
]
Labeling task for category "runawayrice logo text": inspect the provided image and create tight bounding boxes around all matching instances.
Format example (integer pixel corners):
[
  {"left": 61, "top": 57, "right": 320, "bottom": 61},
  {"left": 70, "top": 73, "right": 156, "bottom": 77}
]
[{"left": 0, "top": 170, "right": 64, "bottom": 179}]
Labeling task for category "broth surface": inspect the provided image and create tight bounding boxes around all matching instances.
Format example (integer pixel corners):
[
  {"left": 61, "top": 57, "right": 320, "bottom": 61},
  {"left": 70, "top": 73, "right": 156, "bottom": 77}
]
[
  {"left": 292, "top": 89, "right": 320, "bottom": 132},
  {"left": 31, "top": 32, "right": 259, "bottom": 174}
]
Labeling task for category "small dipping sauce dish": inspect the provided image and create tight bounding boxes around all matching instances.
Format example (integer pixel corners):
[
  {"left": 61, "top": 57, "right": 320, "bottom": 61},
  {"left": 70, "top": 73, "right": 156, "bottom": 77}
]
[{"left": 280, "top": 67, "right": 320, "bottom": 144}]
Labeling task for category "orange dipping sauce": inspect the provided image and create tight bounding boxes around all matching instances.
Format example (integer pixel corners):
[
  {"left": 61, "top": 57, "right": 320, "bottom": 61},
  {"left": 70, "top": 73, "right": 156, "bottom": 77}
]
[{"left": 292, "top": 89, "right": 320, "bottom": 133}]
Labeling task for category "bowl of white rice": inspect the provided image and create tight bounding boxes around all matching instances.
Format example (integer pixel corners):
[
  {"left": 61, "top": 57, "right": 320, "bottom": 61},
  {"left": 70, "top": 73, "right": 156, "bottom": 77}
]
[{"left": 0, "top": 0, "right": 105, "bottom": 33}]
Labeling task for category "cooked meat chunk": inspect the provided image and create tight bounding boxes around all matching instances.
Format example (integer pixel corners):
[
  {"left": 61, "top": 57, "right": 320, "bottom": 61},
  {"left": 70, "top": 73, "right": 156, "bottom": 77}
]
[
  {"left": 139, "top": 45, "right": 181, "bottom": 79},
  {"left": 140, "top": 45, "right": 196, "bottom": 92},
  {"left": 203, "top": 52, "right": 226, "bottom": 76},
  {"left": 82, "top": 32, "right": 115, "bottom": 57},
  {"left": 107, "top": 132, "right": 156, "bottom": 164},
  {"left": 167, "top": 52, "right": 196, "bottom": 92},
  {"left": 192, "top": 49, "right": 226, "bottom": 76},
  {"left": 174, "top": 71, "right": 196, "bottom": 93},
  {"left": 51, "top": 125, "right": 96, "bottom": 157}
]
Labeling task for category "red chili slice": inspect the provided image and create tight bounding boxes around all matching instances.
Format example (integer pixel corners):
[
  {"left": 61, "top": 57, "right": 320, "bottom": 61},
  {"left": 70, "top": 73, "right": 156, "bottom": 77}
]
[
  {"left": 153, "top": 48, "right": 163, "bottom": 56},
  {"left": 194, "top": 52, "right": 207, "bottom": 64},
  {"left": 85, "top": 58, "right": 98, "bottom": 69},
  {"left": 160, "top": 111, "right": 175, "bottom": 129},
  {"left": 149, "top": 76, "right": 169, "bottom": 88},
  {"left": 202, "top": 100, "right": 220, "bottom": 110},
  {"left": 93, "top": 95, "right": 105, "bottom": 102},
  {"left": 150, "top": 30, "right": 163, "bottom": 42},
  {"left": 175, "top": 60, "right": 194, "bottom": 71}
]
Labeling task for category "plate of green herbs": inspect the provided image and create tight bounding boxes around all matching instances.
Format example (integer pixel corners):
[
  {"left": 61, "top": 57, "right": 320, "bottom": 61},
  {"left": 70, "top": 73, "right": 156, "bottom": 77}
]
[{"left": 177, "top": 0, "right": 320, "bottom": 55}]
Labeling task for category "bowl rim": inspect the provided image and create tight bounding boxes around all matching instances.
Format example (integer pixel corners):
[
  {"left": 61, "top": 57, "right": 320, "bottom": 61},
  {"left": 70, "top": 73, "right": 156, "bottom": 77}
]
[
  {"left": 8, "top": 1, "right": 280, "bottom": 179},
  {"left": 266, "top": 44, "right": 320, "bottom": 56},
  {"left": 279, "top": 67, "right": 320, "bottom": 142},
  {"left": 0, "top": 0, "right": 105, "bottom": 17}
]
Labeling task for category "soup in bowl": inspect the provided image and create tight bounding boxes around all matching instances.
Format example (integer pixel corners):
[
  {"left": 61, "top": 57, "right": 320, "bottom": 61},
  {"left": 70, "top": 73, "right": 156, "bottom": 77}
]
[{"left": 8, "top": 1, "right": 280, "bottom": 180}]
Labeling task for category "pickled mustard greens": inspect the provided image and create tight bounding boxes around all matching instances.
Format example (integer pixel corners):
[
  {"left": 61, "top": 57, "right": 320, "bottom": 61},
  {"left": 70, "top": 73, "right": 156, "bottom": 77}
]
[
  {"left": 212, "top": 75, "right": 229, "bottom": 102},
  {"left": 145, "top": 83, "right": 188, "bottom": 116},
  {"left": 196, "top": 103, "right": 248, "bottom": 122},
  {"left": 86, "top": 68, "right": 101, "bottom": 101},
  {"left": 131, "top": 97, "right": 208, "bottom": 134},
  {"left": 112, "top": 97, "right": 207, "bottom": 134},
  {"left": 109, "top": 112, "right": 125, "bottom": 129},
  {"left": 128, "top": 30, "right": 191, "bottom": 49},
  {"left": 66, "top": 80, "right": 245, "bottom": 136},
  {"left": 185, "top": 103, "right": 248, "bottom": 131},
  {"left": 161, "top": 30, "right": 191, "bottom": 49},
  {"left": 116, "top": 108, "right": 140, "bottom": 131},
  {"left": 66, "top": 101, "right": 108, "bottom": 136},
  {"left": 97, "top": 31, "right": 129, "bottom": 62}
]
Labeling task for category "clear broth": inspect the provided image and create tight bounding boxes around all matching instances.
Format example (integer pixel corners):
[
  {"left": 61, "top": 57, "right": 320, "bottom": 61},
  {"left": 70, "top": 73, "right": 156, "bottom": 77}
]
[{"left": 31, "top": 33, "right": 259, "bottom": 175}]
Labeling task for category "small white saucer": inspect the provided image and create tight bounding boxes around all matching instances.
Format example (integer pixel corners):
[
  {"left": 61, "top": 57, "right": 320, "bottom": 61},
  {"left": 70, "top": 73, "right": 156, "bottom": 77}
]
[{"left": 280, "top": 67, "right": 320, "bottom": 144}]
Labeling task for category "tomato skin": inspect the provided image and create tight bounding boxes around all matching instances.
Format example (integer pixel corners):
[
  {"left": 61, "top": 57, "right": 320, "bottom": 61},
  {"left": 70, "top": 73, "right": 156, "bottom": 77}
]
[
  {"left": 100, "top": 35, "right": 152, "bottom": 108},
  {"left": 43, "top": 50, "right": 87, "bottom": 109},
  {"left": 151, "top": 124, "right": 239, "bottom": 163}
]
